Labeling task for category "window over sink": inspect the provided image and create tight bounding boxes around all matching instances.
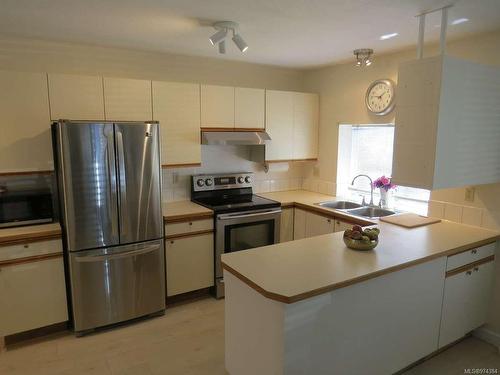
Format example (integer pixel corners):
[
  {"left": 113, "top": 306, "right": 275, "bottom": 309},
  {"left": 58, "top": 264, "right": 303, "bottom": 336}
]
[{"left": 337, "top": 124, "right": 430, "bottom": 215}]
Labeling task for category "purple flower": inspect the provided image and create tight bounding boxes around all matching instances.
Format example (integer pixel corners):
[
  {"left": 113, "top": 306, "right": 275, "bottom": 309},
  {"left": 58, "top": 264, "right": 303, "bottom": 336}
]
[{"left": 372, "top": 176, "right": 397, "bottom": 191}]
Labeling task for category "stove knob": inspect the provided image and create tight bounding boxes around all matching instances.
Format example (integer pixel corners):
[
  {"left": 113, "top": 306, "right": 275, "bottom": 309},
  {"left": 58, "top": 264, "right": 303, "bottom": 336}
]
[
  {"left": 237, "top": 176, "right": 245, "bottom": 184},
  {"left": 245, "top": 176, "right": 251, "bottom": 183},
  {"left": 205, "top": 178, "right": 213, "bottom": 186},
  {"left": 196, "top": 179, "right": 205, "bottom": 187}
]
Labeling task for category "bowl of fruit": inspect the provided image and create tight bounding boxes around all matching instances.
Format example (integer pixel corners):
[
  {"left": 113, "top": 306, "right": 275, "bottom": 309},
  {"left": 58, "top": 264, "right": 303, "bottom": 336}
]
[{"left": 343, "top": 225, "right": 380, "bottom": 251}]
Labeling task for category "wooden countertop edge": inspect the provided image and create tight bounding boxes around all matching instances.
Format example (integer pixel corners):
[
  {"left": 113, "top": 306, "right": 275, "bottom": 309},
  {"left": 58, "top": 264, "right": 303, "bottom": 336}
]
[
  {"left": 221, "top": 236, "right": 499, "bottom": 304},
  {"left": 164, "top": 211, "right": 213, "bottom": 223},
  {"left": 0, "top": 231, "right": 62, "bottom": 247}
]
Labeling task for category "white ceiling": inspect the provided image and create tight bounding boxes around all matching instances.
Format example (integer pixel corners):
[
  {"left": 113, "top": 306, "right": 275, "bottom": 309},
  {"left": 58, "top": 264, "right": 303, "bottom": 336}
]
[{"left": 1, "top": 0, "right": 499, "bottom": 68}]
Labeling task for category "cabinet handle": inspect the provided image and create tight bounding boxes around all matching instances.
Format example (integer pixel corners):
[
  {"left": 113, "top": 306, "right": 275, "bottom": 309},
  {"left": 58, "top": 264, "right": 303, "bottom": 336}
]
[
  {"left": 170, "top": 240, "right": 174, "bottom": 244},
  {"left": 466, "top": 270, "right": 472, "bottom": 276},
  {"left": 23, "top": 244, "right": 29, "bottom": 249},
  {"left": 327, "top": 219, "right": 331, "bottom": 223},
  {"left": 471, "top": 249, "right": 477, "bottom": 254},
  {"left": 189, "top": 222, "right": 193, "bottom": 226},
  {"left": 474, "top": 267, "right": 479, "bottom": 272}
]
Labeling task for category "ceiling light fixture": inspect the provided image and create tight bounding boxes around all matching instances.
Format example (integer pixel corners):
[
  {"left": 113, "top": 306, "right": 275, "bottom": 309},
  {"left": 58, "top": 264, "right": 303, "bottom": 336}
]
[
  {"left": 380, "top": 32, "right": 399, "bottom": 40},
  {"left": 209, "top": 21, "right": 249, "bottom": 54},
  {"left": 218, "top": 40, "right": 226, "bottom": 54},
  {"left": 451, "top": 17, "right": 469, "bottom": 25},
  {"left": 353, "top": 48, "right": 374, "bottom": 67}
]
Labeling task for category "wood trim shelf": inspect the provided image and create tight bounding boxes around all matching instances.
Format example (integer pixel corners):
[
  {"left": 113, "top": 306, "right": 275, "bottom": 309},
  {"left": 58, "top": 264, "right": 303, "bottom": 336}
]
[
  {"left": 445, "top": 255, "right": 495, "bottom": 278},
  {"left": 162, "top": 163, "right": 202, "bottom": 169},
  {"left": 164, "top": 212, "right": 213, "bottom": 224},
  {"left": 165, "top": 229, "right": 214, "bottom": 241},
  {"left": 0, "top": 232, "right": 62, "bottom": 247},
  {"left": 0, "top": 252, "right": 63, "bottom": 268}
]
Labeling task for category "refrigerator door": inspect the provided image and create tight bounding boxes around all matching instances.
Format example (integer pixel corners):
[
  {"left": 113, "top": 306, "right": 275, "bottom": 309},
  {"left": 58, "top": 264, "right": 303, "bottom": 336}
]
[
  {"left": 55, "top": 122, "right": 119, "bottom": 251},
  {"left": 68, "top": 239, "right": 166, "bottom": 332},
  {"left": 115, "top": 123, "right": 163, "bottom": 244}
]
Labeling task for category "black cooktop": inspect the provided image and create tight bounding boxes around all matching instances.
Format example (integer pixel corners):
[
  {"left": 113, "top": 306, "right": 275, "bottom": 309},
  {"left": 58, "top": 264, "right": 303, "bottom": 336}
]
[{"left": 192, "top": 192, "right": 280, "bottom": 214}]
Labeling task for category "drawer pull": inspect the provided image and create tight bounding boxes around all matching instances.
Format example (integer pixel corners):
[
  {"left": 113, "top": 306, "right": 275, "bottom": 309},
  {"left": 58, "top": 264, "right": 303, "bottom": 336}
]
[
  {"left": 474, "top": 267, "right": 479, "bottom": 272},
  {"left": 471, "top": 249, "right": 477, "bottom": 254},
  {"left": 189, "top": 222, "right": 193, "bottom": 226},
  {"left": 466, "top": 270, "right": 472, "bottom": 276},
  {"left": 23, "top": 244, "right": 29, "bottom": 249}
]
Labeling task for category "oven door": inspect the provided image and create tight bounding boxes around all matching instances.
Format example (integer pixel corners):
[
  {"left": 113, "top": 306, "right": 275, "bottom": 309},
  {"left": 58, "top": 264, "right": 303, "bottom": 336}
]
[{"left": 215, "top": 208, "right": 281, "bottom": 280}]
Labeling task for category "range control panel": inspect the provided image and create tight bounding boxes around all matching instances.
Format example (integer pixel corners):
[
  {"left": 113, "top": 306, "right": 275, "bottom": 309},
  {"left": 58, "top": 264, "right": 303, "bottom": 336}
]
[{"left": 192, "top": 173, "right": 253, "bottom": 192}]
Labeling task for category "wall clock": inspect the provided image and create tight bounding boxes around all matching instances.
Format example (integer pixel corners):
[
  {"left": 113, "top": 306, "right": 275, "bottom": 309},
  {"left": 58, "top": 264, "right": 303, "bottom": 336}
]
[{"left": 365, "top": 79, "right": 396, "bottom": 115}]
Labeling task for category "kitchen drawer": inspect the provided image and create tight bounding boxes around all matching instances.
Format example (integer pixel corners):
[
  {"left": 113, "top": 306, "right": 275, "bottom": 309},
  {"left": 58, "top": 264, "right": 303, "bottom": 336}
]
[
  {"left": 165, "top": 219, "right": 213, "bottom": 237},
  {"left": 446, "top": 242, "right": 496, "bottom": 271},
  {"left": 0, "top": 239, "right": 63, "bottom": 262}
]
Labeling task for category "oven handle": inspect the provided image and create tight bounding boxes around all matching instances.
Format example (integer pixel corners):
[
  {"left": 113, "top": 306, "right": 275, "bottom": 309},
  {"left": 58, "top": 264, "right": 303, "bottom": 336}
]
[{"left": 217, "top": 209, "right": 282, "bottom": 221}]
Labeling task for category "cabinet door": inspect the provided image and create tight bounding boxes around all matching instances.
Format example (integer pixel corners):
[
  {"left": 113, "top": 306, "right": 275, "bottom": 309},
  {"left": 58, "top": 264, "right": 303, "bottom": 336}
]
[
  {"left": 0, "top": 257, "right": 68, "bottom": 336},
  {"left": 305, "top": 212, "right": 334, "bottom": 238},
  {"left": 152, "top": 81, "right": 201, "bottom": 167},
  {"left": 293, "top": 208, "right": 307, "bottom": 240},
  {"left": 293, "top": 92, "right": 319, "bottom": 160},
  {"left": 235, "top": 87, "right": 265, "bottom": 129},
  {"left": 165, "top": 233, "right": 214, "bottom": 296},
  {"left": 465, "top": 260, "right": 495, "bottom": 333},
  {"left": 280, "top": 208, "right": 294, "bottom": 243},
  {"left": 0, "top": 71, "right": 52, "bottom": 173},
  {"left": 104, "top": 77, "right": 152, "bottom": 121},
  {"left": 201, "top": 85, "right": 234, "bottom": 128},
  {"left": 265, "top": 90, "right": 294, "bottom": 161},
  {"left": 48, "top": 73, "right": 105, "bottom": 120},
  {"left": 438, "top": 270, "right": 468, "bottom": 348},
  {"left": 334, "top": 219, "right": 353, "bottom": 233}
]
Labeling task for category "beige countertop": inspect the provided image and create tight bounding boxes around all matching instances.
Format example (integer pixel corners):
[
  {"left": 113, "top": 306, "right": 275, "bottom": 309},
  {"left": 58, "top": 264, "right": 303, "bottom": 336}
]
[
  {"left": 223, "top": 190, "right": 499, "bottom": 304},
  {"left": 0, "top": 222, "right": 62, "bottom": 246},
  {"left": 163, "top": 200, "right": 213, "bottom": 223}
]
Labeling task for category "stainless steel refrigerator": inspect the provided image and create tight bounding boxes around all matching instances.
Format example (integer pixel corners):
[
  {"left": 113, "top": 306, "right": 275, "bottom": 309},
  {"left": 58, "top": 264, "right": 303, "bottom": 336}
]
[{"left": 52, "top": 120, "right": 165, "bottom": 334}]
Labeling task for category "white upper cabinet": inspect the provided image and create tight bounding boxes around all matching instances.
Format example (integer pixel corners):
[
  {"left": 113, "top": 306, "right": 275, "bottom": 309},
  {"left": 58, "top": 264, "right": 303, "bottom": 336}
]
[
  {"left": 0, "top": 71, "right": 52, "bottom": 173},
  {"left": 393, "top": 56, "right": 500, "bottom": 189},
  {"left": 265, "top": 90, "right": 294, "bottom": 161},
  {"left": 104, "top": 77, "right": 152, "bottom": 121},
  {"left": 235, "top": 87, "right": 265, "bottom": 129},
  {"left": 201, "top": 85, "right": 235, "bottom": 128},
  {"left": 48, "top": 73, "right": 105, "bottom": 121},
  {"left": 293, "top": 92, "right": 319, "bottom": 160},
  {"left": 152, "top": 81, "right": 201, "bottom": 167},
  {"left": 266, "top": 90, "right": 319, "bottom": 162}
]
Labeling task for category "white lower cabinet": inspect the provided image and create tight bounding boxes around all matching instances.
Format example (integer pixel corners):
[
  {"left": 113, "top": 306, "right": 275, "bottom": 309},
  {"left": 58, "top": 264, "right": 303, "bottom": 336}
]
[
  {"left": 280, "top": 208, "right": 294, "bottom": 243},
  {"left": 165, "top": 233, "right": 214, "bottom": 297},
  {"left": 0, "top": 255, "right": 68, "bottom": 336},
  {"left": 334, "top": 219, "right": 353, "bottom": 232},
  {"left": 305, "top": 212, "right": 334, "bottom": 237},
  {"left": 439, "top": 257, "right": 495, "bottom": 348},
  {"left": 293, "top": 209, "right": 307, "bottom": 240}
]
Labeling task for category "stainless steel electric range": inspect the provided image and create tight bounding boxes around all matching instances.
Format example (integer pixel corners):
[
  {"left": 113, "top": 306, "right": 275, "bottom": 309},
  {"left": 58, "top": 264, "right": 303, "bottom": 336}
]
[{"left": 191, "top": 172, "right": 281, "bottom": 298}]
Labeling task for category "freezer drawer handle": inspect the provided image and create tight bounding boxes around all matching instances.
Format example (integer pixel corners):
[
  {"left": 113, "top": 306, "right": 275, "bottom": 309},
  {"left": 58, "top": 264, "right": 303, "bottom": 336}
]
[{"left": 73, "top": 245, "right": 159, "bottom": 262}]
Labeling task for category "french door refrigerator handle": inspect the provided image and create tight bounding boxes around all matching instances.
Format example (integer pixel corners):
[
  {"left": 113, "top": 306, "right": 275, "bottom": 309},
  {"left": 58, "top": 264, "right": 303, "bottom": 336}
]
[
  {"left": 105, "top": 130, "right": 119, "bottom": 239},
  {"left": 116, "top": 129, "right": 128, "bottom": 238}
]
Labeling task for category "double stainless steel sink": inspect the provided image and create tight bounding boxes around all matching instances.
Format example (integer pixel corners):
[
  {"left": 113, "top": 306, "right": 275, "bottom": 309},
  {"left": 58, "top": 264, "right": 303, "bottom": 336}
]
[{"left": 316, "top": 201, "right": 396, "bottom": 219}]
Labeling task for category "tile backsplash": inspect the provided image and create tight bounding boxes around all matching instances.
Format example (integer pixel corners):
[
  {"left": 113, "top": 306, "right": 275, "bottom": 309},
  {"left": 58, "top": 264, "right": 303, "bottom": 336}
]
[
  {"left": 427, "top": 200, "right": 499, "bottom": 230},
  {"left": 162, "top": 145, "right": 315, "bottom": 202}
]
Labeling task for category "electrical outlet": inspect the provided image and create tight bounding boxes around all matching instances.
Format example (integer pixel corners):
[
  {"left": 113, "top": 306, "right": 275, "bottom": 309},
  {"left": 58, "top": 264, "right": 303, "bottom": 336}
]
[{"left": 465, "top": 187, "right": 475, "bottom": 202}]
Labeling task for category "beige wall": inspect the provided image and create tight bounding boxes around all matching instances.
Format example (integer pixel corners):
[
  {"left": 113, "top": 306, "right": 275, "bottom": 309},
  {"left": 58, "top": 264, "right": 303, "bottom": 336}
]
[
  {"left": 303, "top": 29, "right": 500, "bottom": 336},
  {"left": 0, "top": 35, "right": 304, "bottom": 91}
]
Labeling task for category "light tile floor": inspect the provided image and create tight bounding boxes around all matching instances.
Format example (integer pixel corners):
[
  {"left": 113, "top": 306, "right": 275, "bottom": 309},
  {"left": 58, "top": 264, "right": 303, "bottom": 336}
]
[{"left": 0, "top": 297, "right": 498, "bottom": 375}]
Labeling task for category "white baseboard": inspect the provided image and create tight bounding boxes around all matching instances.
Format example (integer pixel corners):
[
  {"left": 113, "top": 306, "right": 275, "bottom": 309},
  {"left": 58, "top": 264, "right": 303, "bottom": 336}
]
[{"left": 473, "top": 327, "right": 500, "bottom": 351}]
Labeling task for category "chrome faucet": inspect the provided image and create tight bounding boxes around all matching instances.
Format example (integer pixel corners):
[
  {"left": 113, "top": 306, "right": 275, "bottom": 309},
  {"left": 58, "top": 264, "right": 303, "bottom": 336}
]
[{"left": 351, "top": 174, "right": 374, "bottom": 206}]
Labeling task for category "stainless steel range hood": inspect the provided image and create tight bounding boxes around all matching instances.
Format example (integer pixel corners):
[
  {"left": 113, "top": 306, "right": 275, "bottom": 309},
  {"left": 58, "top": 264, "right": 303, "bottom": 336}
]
[{"left": 201, "top": 131, "right": 271, "bottom": 145}]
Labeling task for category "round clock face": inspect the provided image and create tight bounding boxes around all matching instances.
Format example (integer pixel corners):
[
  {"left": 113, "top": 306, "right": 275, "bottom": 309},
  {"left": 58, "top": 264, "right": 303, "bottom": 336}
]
[{"left": 365, "top": 79, "right": 396, "bottom": 115}]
